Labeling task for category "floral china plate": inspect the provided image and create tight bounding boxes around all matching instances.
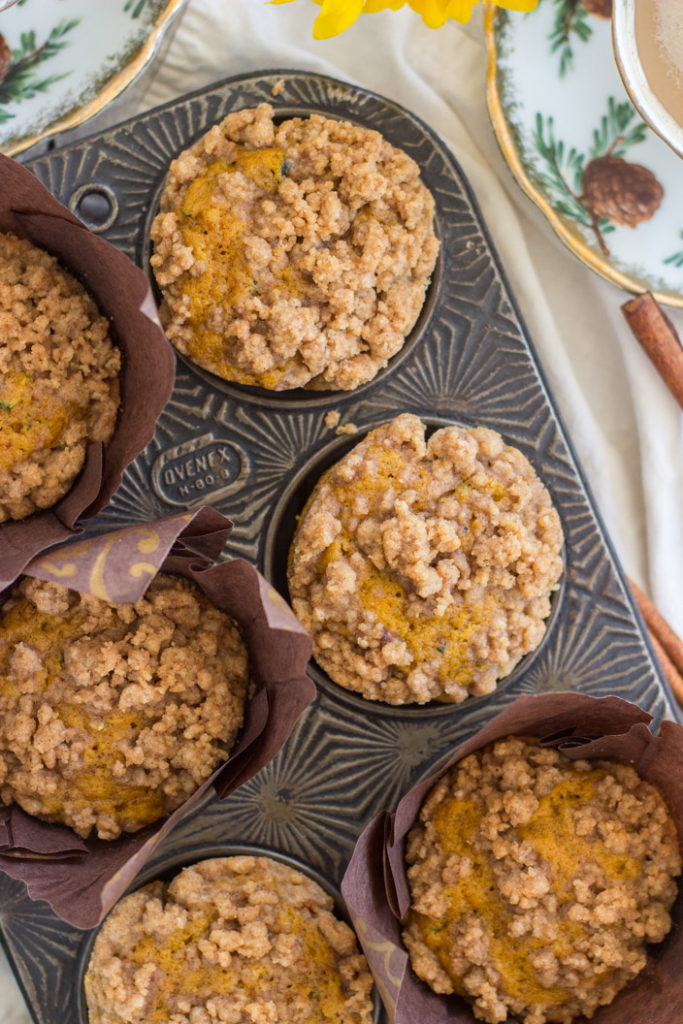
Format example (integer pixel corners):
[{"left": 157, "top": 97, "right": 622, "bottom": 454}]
[
  {"left": 0, "top": 0, "right": 187, "bottom": 156},
  {"left": 485, "top": 0, "right": 683, "bottom": 308}
]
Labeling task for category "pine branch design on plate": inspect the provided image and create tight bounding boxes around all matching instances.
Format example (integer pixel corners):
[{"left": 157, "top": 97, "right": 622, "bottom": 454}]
[
  {"left": 664, "top": 233, "right": 683, "bottom": 269},
  {"left": 532, "top": 112, "right": 597, "bottom": 228},
  {"left": 588, "top": 96, "right": 648, "bottom": 159},
  {"left": 546, "top": 0, "right": 593, "bottom": 78},
  {"left": 0, "top": 18, "right": 80, "bottom": 124},
  {"left": 124, "top": 0, "right": 150, "bottom": 18},
  {"left": 533, "top": 97, "right": 662, "bottom": 256},
  {"left": 545, "top": 0, "right": 614, "bottom": 77}
]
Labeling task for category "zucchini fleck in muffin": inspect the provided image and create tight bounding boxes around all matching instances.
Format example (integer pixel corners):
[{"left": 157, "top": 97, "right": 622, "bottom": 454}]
[
  {"left": 0, "top": 574, "right": 249, "bottom": 839},
  {"left": 403, "top": 737, "right": 681, "bottom": 1024},
  {"left": 288, "top": 414, "right": 563, "bottom": 705},
  {"left": 85, "top": 854, "right": 374, "bottom": 1024},
  {"left": 0, "top": 232, "right": 121, "bottom": 522},
  {"left": 150, "top": 102, "right": 439, "bottom": 391}
]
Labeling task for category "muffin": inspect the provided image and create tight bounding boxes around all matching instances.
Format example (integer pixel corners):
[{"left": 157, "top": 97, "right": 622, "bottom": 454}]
[
  {"left": 0, "top": 573, "right": 249, "bottom": 839},
  {"left": 403, "top": 736, "right": 681, "bottom": 1024},
  {"left": 84, "top": 854, "right": 374, "bottom": 1024},
  {"left": 287, "top": 414, "right": 564, "bottom": 704},
  {"left": 0, "top": 232, "right": 121, "bottom": 522},
  {"left": 150, "top": 102, "right": 439, "bottom": 391}
]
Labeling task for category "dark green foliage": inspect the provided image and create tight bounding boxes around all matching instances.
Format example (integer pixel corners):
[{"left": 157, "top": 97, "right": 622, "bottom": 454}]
[
  {"left": 664, "top": 233, "right": 683, "bottom": 269},
  {"left": 547, "top": 0, "right": 593, "bottom": 77},
  {"left": 531, "top": 107, "right": 644, "bottom": 251},
  {"left": 589, "top": 97, "right": 648, "bottom": 159},
  {"left": 533, "top": 113, "right": 594, "bottom": 229},
  {"left": 124, "top": 0, "right": 149, "bottom": 18},
  {"left": 0, "top": 18, "right": 80, "bottom": 118}
]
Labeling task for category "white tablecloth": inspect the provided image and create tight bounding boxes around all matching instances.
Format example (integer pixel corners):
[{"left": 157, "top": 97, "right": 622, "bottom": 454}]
[{"left": 1, "top": 1, "right": 681, "bottom": 1020}]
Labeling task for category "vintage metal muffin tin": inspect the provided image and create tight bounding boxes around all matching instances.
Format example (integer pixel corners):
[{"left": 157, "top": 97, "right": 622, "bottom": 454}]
[{"left": 1, "top": 70, "right": 679, "bottom": 1024}]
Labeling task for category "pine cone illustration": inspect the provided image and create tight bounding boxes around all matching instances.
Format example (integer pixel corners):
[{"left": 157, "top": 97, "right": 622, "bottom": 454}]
[
  {"left": 583, "top": 0, "right": 612, "bottom": 18},
  {"left": 581, "top": 155, "right": 663, "bottom": 227},
  {"left": 0, "top": 34, "right": 11, "bottom": 85}
]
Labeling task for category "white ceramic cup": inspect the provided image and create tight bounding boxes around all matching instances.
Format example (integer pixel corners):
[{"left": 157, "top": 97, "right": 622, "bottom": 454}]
[{"left": 613, "top": 0, "right": 683, "bottom": 159}]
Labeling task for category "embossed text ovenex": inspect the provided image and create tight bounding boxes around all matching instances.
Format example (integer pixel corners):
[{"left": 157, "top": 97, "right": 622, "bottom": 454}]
[{"left": 0, "top": 70, "right": 678, "bottom": 1024}]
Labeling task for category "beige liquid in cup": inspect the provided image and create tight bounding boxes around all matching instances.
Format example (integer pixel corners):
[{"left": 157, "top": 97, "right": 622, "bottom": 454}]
[{"left": 635, "top": 0, "right": 683, "bottom": 127}]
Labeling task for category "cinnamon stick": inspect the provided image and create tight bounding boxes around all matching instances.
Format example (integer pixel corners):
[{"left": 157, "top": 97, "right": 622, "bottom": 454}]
[
  {"left": 628, "top": 576, "right": 683, "bottom": 707},
  {"left": 629, "top": 578, "right": 683, "bottom": 673},
  {"left": 649, "top": 632, "right": 683, "bottom": 708},
  {"left": 621, "top": 292, "right": 683, "bottom": 407}
]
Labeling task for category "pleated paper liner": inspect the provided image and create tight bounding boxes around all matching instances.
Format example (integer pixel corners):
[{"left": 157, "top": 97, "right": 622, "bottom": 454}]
[
  {"left": 0, "top": 153, "right": 175, "bottom": 589},
  {"left": 0, "top": 507, "right": 315, "bottom": 927},
  {"left": 342, "top": 692, "right": 683, "bottom": 1024}
]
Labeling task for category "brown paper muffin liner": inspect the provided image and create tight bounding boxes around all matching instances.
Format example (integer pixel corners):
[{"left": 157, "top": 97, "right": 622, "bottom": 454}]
[
  {"left": 0, "top": 152, "right": 175, "bottom": 589},
  {"left": 341, "top": 693, "right": 683, "bottom": 1024},
  {"left": 0, "top": 507, "right": 315, "bottom": 928}
]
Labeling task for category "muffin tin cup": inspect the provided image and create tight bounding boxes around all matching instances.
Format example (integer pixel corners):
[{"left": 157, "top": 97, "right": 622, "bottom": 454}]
[
  {"left": 0, "top": 153, "right": 175, "bottom": 590},
  {"left": 264, "top": 415, "right": 567, "bottom": 717},
  {"left": 75, "top": 842, "right": 383, "bottom": 1024},
  {"left": 140, "top": 102, "right": 444, "bottom": 409},
  {"left": 341, "top": 691, "right": 683, "bottom": 1024},
  {"left": 0, "top": 507, "right": 314, "bottom": 928}
]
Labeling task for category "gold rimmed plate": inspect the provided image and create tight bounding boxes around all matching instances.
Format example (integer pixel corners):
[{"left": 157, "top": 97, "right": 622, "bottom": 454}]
[
  {"left": 0, "top": 0, "right": 188, "bottom": 156},
  {"left": 485, "top": 1, "right": 683, "bottom": 308}
]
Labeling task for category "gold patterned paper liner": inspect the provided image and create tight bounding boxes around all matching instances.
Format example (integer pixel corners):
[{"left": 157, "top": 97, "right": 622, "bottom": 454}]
[
  {"left": 0, "top": 153, "right": 175, "bottom": 589},
  {"left": 0, "top": 508, "right": 315, "bottom": 929},
  {"left": 342, "top": 692, "right": 683, "bottom": 1024}
]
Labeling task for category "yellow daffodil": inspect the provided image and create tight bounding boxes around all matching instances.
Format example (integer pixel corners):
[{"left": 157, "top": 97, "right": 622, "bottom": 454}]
[{"left": 270, "top": 0, "right": 538, "bottom": 38}]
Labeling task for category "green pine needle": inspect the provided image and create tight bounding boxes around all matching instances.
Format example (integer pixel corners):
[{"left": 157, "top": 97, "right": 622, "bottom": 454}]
[
  {"left": 124, "top": 0, "right": 149, "bottom": 17},
  {"left": 0, "top": 18, "right": 80, "bottom": 107},
  {"left": 533, "top": 111, "right": 614, "bottom": 237},
  {"left": 664, "top": 232, "right": 683, "bottom": 268},
  {"left": 589, "top": 97, "right": 648, "bottom": 159},
  {"left": 547, "top": 0, "right": 593, "bottom": 78}
]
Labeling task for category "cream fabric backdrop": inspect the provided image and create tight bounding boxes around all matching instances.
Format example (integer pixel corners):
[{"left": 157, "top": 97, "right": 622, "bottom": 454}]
[{"left": 0, "top": 1, "right": 681, "bottom": 1019}]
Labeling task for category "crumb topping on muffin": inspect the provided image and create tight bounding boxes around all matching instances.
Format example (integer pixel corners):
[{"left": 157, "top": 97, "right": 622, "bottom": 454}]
[
  {"left": 0, "top": 574, "right": 248, "bottom": 839},
  {"left": 85, "top": 855, "right": 374, "bottom": 1024},
  {"left": 0, "top": 232, "right": 120, "bottom": 522},
  {"left": 150, "top": 102, "right": 438, "bottom": 391},
  {"left": 403, "top": 737, "right": 681, "bottom": 1024},
  {"left": 288, "top": 414, "right": 564, "bottom": 704}
]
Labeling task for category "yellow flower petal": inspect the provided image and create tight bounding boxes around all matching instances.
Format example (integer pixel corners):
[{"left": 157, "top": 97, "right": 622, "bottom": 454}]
[
  {"left": 494, "top": 0, "right": 538, "bottom": 10},
  {"left": 363, "top": 0, "right": 405, "bottom": 12},
  {"left": 269, "top": 0, "right": 539, "bottom": 36},
  {"left": 445, "top": 0, "right": 477, "bottom": 23},
  {"left": 312, "top": 0, "right": 366, "bottom": 37},
  {"left": 408, "top": 0, "right": 474, "bottom": 27}
]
